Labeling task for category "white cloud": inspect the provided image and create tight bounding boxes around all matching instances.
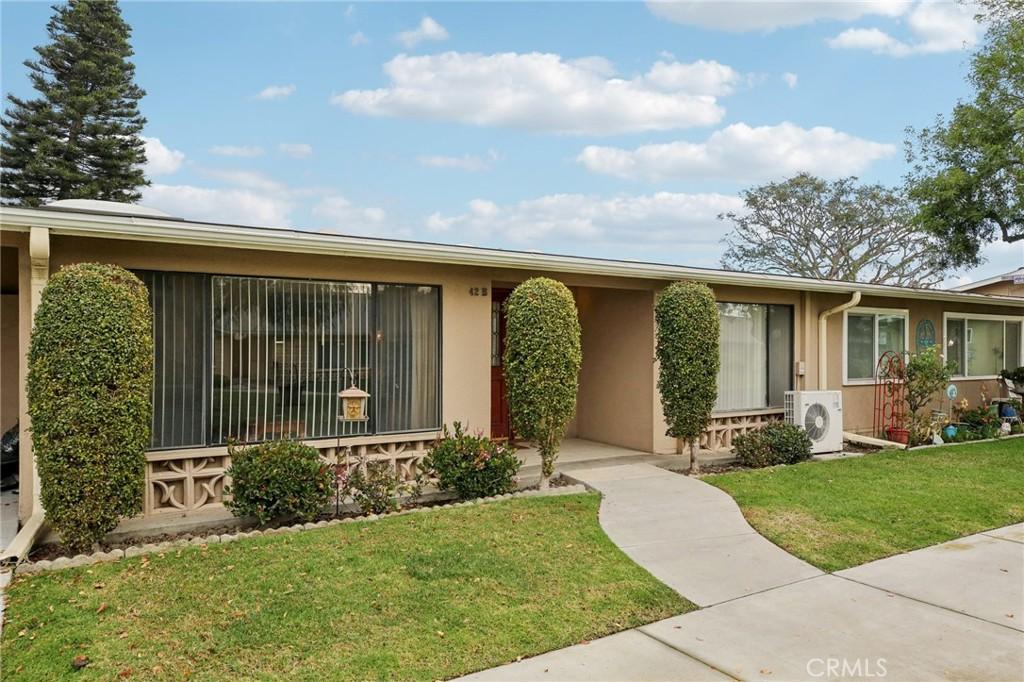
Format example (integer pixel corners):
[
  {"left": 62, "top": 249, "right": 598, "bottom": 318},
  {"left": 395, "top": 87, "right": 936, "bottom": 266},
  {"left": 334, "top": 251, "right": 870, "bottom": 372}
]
[
  {"left": 945, "top": 240, "right": 1024, "bottom": 289},
  {"left": 196, "top": 168, "right": 288, "bottom": 194},
  {"left": 278, "top": 143, "right": 313, "bottom": 159},
  {"left": 256, "top": 84, "right": 296, "bottom": 100},
  {"left": 647, "top": 0, "right": 910, "bottom": 32},
  {"left": 142, "top": 137, "right": 185, "bottom": 175},
  {"left": 141, "top": 167, "right": 390, "bottom": 236},
  {"left": 396, "top": 17, "right": 449, "bottom": 48},
  {"left": 142, "top": 184, "right": 294, "bottom": 226},
  {"left": 312, "top": 196, "right": 394, "bottom": 236},
  {"left": 350, "top": 31, "right": 369, "bottom": 46},
  {"left": 417, "top": 150, "right": 499, "bottom": 172},
  {"left": 782, "top": 72, "right": 799, "bottom": 89},
  {"left": 642, "top": 59, "right": 742, "bottom": 96},
  {"left": 209, "top": 145, "right": 264, "bottom": 158},
  {"left": 426, "top": 191, "right": 743, "bottom": 255},
  {"left": 333, "top": 52, "right": 733, "bottom": 135},
  {"left": 577, "top": 122, "right": 896, "bottom": 182},
  {"left": 827, "top": 1, "right": 981, "bottom": 56}
]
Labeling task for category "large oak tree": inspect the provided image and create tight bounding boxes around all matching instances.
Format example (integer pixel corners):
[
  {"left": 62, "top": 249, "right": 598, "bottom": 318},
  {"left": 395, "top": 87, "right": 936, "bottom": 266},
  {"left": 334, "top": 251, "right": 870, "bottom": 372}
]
[{"left": 720, "top": 173, "right": 950, "bottom": 288}]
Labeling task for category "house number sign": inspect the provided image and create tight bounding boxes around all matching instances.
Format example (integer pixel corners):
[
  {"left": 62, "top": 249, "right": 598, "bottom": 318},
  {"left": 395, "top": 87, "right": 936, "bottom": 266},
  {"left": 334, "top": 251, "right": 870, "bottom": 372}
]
[{"left": 469, "top": 287, "right": 489, "bottom": 296}]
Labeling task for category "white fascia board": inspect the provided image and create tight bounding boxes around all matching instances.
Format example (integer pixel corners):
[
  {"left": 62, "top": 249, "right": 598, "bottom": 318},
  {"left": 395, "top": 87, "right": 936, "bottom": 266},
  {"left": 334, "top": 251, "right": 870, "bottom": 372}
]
[{"left": 1, "top": 205, "right": 1022, "bottom": 308}]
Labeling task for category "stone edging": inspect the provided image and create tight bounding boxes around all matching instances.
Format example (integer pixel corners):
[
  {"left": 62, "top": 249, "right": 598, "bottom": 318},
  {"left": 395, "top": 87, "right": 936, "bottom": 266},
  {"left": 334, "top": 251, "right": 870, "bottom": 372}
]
[
  {"left": 907, "top": 431, "right": 1024, "bottom": 450},
  {"left": 15, "top": 485, "right": 589, "bottom": 576}
]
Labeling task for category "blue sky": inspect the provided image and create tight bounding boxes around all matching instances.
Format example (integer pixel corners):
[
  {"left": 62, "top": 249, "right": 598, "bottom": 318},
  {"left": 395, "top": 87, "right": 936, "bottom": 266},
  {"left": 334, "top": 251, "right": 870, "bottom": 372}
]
[{"left": 3, "top": 1, "right": 1021, "bottom": 284}]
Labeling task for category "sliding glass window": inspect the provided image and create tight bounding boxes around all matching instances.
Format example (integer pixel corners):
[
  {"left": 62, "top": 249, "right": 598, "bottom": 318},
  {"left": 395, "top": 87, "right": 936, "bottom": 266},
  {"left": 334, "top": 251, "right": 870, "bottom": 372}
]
[
  {"left": 715, "top": 303, "right": 793, "bottom": 412},
  {"left": 945, "top": 315, "right": 1023, "bottom": 378},
  {"left": 139, "top": 271, "right": 441, "bottom": 450}
]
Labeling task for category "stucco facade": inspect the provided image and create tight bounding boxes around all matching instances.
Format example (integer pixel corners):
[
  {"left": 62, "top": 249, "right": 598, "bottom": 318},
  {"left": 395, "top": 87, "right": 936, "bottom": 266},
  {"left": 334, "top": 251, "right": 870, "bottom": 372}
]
[{"left": 2, "top": 204, "right": 1022, "bottom": 529}]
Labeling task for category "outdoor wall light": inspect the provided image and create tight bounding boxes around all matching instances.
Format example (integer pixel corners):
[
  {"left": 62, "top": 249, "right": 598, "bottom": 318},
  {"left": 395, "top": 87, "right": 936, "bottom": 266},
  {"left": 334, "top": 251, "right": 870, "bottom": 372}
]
[{"left": 338, "top": 369, "right": 370, "bottom": 422}]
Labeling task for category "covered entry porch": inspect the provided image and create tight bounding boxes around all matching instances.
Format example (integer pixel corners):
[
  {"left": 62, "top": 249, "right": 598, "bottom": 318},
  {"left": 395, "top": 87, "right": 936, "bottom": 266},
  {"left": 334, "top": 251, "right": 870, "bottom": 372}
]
[{"left": 516, "top": 438, "right": 689, "bottom": 484}]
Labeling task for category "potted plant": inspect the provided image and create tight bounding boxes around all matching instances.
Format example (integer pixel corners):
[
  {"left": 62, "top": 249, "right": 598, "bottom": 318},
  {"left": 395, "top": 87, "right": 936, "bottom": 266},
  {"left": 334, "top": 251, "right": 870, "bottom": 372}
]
[{"left": 999, "top": 366, "right": 1024, "bottom": 395}]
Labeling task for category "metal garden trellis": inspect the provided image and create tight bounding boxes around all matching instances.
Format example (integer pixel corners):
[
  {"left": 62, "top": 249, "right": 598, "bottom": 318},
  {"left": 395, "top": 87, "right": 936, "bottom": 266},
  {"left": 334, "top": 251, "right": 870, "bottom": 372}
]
[{"left": 873, "top": 350, "right": 908, "bottom": 443}]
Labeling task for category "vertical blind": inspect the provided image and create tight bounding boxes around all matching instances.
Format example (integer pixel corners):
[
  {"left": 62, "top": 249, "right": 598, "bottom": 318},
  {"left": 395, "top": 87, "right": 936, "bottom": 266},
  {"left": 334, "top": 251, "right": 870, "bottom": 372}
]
[
  {"left": 715, "top": 303, "right": 792, "bottom": 412},
  {"left": 139, "top": 271, "right": 209, "bottom": 449},
  {"left": 210, "top": 277, "right": 374, "bottom": 444},
  {"left": 140, "top": 271, "right": 441, "bottom": 450},
  {"left": 375, "top": 284, "right": 441, "bottom": 433}
]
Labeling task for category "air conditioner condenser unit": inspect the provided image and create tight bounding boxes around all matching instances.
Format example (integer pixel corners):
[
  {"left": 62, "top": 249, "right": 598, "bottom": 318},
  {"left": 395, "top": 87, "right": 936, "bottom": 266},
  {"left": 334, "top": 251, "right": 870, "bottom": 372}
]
[{"left": 784, "top": 390, "right": 843, "bottom": 454}]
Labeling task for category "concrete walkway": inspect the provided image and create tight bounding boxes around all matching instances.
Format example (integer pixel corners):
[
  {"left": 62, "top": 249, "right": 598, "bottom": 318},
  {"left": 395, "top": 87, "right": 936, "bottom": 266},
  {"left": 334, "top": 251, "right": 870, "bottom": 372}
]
[
  {"left": 574, "top": 463, "right": 822, "bottom": 607},
  {"left": 461, "top": 464, "right": 1024, "bottom": 681}
]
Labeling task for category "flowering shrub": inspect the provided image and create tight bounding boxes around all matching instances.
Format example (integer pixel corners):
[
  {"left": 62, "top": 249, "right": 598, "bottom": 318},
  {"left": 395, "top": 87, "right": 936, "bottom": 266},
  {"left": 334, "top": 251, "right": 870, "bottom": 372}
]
[
  {"left": 341, "top": 457, "right": 420, "bottom": 515},
  {"left": 423, "top": 422, "right": 522, "bottom": 499},
  {"left": 225, "top": 440, "right": 334, "bottom": 525}
]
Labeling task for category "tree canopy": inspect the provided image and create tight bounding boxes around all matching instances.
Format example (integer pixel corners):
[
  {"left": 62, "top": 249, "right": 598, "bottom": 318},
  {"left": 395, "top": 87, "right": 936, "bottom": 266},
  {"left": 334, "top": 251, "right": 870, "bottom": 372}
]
[
  {"left": 1, "top": 0, "right": 148, "bottom": 206},
  {"left": 720, "top": 174, "right": 949, "bottom": 287},
  {"left": 905, "top": 17, "right": 1023, "bottom": 268}
]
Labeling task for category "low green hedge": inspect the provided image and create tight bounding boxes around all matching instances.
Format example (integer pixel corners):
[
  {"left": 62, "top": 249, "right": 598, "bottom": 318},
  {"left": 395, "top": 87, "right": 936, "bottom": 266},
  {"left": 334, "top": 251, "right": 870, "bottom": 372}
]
[
  {"left": 225, "top": 440, "right": 334, "bottom": 525},
  {"left": 733, "top": 422, "right": 812, "bottom": 468}
]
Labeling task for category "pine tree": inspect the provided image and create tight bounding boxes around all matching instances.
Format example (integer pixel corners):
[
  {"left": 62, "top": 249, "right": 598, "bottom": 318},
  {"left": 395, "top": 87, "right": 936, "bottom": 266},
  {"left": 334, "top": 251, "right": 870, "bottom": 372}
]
[{"left": 1, "top": 0, "right": 148, "bottom": 206}]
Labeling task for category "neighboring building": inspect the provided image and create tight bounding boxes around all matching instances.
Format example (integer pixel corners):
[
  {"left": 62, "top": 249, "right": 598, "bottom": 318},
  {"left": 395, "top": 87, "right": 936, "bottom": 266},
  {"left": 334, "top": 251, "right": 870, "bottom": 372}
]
[
  {"left": 2, "top": 201, "right": 1023, "bottom": 529},
  {"left": 952, "top": 267, "right": 1024, "bottom": 298}
]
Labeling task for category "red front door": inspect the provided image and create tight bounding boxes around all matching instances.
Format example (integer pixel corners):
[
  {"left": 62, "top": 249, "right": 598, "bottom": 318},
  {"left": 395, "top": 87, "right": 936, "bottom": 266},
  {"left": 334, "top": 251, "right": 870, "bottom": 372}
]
[{"left": 490, "top": 288, "right": 512, "bottom": 440}]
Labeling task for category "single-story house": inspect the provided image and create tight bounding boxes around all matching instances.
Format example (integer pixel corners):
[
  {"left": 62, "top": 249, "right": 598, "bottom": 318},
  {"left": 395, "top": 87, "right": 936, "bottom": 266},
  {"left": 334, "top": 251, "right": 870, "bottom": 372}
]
[
  {"left": 2, "top": 200, "right": 1023, "bottom": 532},
  {"left": 952, "top": 267, "right": 1024, "bottom": 298}
]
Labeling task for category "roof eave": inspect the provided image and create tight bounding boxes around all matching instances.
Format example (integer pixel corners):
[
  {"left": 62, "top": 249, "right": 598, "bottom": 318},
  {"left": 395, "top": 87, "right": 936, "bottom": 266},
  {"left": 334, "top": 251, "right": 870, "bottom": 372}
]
[{"left": 1, "top": 205, "right": 1021, "bottom": 308}]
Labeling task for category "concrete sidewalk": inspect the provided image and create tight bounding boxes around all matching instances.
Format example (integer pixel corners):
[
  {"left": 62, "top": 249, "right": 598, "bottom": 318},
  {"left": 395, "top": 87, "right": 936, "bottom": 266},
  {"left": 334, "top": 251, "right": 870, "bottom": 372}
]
[{"left": 459, "top": 464, "right": 1024, "bottom": 681}]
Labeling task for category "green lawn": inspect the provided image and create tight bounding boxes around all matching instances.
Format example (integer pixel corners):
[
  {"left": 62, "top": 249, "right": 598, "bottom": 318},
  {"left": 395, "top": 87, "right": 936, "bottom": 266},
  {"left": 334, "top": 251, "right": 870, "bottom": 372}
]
[
  {"left": 1, "top": 494, "right": 691, "bottom": 681},
  {"left": 706, "top": 439, "right": 1024, "bottom": 572}
]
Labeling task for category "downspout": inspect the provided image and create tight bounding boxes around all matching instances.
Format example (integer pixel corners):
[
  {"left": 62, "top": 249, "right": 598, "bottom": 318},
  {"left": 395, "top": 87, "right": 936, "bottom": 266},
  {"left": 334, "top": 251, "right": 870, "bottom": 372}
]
[
  {"left": 1, "top": 227, "right": 50, "bottom": 567},
  {"left": 817, "top": 291, "right": 861, "bottom": 390}
]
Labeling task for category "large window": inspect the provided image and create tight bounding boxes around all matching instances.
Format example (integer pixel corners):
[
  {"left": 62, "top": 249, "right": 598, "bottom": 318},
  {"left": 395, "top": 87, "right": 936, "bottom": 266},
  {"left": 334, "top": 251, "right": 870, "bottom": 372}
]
[
  {"left": 844, "top": 309, "right": 908, "bottom": 382},
  {"left": 139, "top": 272, "right": 441, "bottom": 450},
  {"left": 945, "top": 314, "right": 1023, "bottom": 378},
  {"left": 715, "top": 303, "right": 793, "bottom": 412}
]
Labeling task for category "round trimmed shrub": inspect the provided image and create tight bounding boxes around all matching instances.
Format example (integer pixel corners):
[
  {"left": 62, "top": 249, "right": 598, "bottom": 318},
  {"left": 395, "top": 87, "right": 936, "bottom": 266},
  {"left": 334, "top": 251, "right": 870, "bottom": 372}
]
[
  {"left": 224, "top": 440, "right": 334, "bottom": 525},
  {"left": 733, "top": 422, "right": 812, "bottom": 468},
  {"left": 655, "top": 282, "right": 720, "bottom": 457},
  {"left": 28, "top": 263, "right": 153, "bottom": 552},
  {"left": 504, "top": 278, "right": 581, "bottom": 488},
  {"left": 423, "top": 422, "right": 522, "bottom": 499}
]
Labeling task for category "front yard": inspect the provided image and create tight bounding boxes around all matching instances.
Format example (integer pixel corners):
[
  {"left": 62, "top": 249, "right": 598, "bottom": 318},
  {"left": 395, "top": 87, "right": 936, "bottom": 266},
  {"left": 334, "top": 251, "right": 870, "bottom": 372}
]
[
  {"left": 1, "top": 494, "right": 691, "bottom": 681},
  {"left": 706, "top": 439, "right": 1024, "bottom": 571}
]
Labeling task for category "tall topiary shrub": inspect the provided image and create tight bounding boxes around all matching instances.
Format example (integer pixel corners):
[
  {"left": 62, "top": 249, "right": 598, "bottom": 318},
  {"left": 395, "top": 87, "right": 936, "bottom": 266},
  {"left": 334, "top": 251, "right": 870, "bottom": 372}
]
[
  {"left": 504, "top": 277, "right": 581, "bottom": 489},
  {"left": 655, "top": 281, "right": 720, "bottom": 470},
  {"left": 28, "top": 263, "right": 152, "bottom": 552}
]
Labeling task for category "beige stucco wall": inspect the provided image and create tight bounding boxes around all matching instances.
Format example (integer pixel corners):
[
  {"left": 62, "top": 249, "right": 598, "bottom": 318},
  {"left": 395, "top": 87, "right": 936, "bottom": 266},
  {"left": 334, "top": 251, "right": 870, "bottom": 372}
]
[
  {"left": 4, "top": 227, "right": 1018, "bottom": 506},
  {"left": 47, "top": 236, "right": 670, "bottom": 454},
  {"left": 49, "top": 235, "right": 496, "bottom": 439},
  {"left": 963, "top": 280, "right": 1024, "bottom": 298},
  {"left": 1, "top": 295, "right": 18, "bottom": 432},
  {"left": 574, "top": 287, "right": 657, "bottom": 452},
  {"left": 0, "top": 231, "right": 32, "bottom": 522},
  {"left": 815, "top": 293, "right": 1024, "bottom": 435}
]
